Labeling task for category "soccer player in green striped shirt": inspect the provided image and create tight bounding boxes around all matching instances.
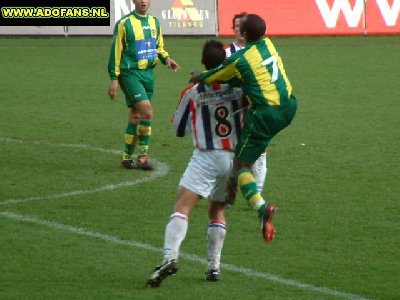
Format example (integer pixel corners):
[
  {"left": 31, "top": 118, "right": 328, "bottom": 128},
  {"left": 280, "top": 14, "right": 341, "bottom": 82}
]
[
  {"left": 191, "top": 14, "right": 297, "bottom": 242},
  {"left": 108, "top": 0, "right": 180, "bottom": 170}
]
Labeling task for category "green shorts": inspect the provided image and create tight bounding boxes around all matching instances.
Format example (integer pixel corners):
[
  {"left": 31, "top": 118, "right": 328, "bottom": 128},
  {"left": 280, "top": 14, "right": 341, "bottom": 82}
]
[
  {"left": 118, "top": 68, "right": 154, "bottom": 107},
  {"left": 236, "top": 95, "right": 297, "bottom": 163}
]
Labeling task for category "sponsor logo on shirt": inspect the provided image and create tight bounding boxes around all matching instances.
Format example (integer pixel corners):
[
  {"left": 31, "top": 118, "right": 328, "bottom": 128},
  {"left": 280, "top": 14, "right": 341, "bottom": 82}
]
[{"left": 135, "top": 38, "right": 158, "bottom": 60}]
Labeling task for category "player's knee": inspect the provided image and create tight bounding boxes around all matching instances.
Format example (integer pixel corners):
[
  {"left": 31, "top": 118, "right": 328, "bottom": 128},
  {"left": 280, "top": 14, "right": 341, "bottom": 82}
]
[
  {"left": 136, "top": 101, "right": 153, "bottom": 120},
  {"left": 129, "top": 109, "right": 140, "bottom": 124},
  {"left": 141, "top": 108, "right": 153, "bottom": 120}
]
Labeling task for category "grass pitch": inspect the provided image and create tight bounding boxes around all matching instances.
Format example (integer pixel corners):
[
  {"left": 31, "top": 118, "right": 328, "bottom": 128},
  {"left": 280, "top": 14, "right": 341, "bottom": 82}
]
[{"left": 0, "top": 35, "right": 399, "bottom": 300}]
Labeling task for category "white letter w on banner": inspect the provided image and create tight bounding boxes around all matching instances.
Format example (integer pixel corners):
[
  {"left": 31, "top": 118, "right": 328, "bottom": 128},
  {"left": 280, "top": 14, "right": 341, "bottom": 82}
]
[
  {"left": 114, "top": 0, "right": 135, "bottom": 24},
  {"left": 376, "top": 0, "right": 400, "bottom": 26},
  {"left": 315, "top": 0, "right": 364, "bottom": 28}
]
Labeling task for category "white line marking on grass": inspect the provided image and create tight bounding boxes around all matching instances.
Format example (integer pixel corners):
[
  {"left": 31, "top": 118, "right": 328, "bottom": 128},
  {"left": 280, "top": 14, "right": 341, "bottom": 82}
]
[
  {"left": 0, "top": 137, "right": 372, "bottom": 299},
  {"left": 0, "top": 136, "right": 169, "bottom": 206},
  {"left": 0, "top": 136, "right": 120, "bottom": 155},
  {"left": 0, "top": 211, "right": 372, "bottom": 300},
  {"left": 0, "top": 163, "right": 168, "bottom": 206}
]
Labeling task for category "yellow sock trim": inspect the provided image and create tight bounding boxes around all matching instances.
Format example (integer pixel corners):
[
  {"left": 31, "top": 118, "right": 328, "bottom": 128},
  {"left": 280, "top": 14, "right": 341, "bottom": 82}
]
[
  {"left": 137, "top": 125, "right": 152, "bottom": 136},
  {"left": 237, "top": 171, "right": 255, "bottom": 188},
  {"left": 249, "top": 195, "right": 265, "bottom": 210},
  {"left": 124, "top": 134, "right": 135, "bottom": 144}
]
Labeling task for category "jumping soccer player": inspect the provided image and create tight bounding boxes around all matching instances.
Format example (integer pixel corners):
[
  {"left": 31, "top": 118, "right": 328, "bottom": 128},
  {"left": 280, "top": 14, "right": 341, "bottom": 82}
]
[{"left": 191, "top": 14, "right": 298, "bottom": 242}]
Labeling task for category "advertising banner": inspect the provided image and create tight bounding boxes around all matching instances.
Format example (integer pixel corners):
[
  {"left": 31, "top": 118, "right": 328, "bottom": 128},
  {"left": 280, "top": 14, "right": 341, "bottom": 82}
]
[
  {"left": 217, "top": 0, "right": 399, "bottom": 35},
  {"left": 0, "top": 0, "right": 397, "bottom": 36},
  {"left": 150, "top": 0, "right": 217, "bottom": 35},
  {"left": 218, "top": 0, "right": 365, "bottom": 36},
  {"left": 67, "top": 0, "right": 125, "bottom": 35},
  {"left": 68, "top": 0, "right": 217, "bottom": 36},
  {"left": 366, "top": 0, "right": 400, "bottom": 34},
  {"left": 0, "top": 0, "right": 217, "bottom": 36}
]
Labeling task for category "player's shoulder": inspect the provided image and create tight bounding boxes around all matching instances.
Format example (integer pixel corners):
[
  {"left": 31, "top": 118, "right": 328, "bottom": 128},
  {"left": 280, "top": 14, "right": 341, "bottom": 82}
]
[
  {"left": 219, "top": 83, "right": 243, "bottom": 96},
  {"left": 223, "top": 43, "right": 233, "bottom": 50},
  {"left": 264, "top": 36, "right": 272, "bottom": 43},
  {"left": 148, "top": 13, "right": 159, "bottom": 20},
  {"left": 117, "top": 12, "right": 133, "bottom": 23},
  {"left": 212, "top": 83, "right": 230, "bottom": 90},
  {"left": 263, "top": 37, "right": 278, "bottom": 51},
  {"left": 180, "top": 83, "right": 197, "bottom": 98},
  {"left": 115, "top": 12, "right": 134, "bottom": 28},
  {"left": 148, "top": 14, "right": 161, "bottom": 24},
  {"left": 207, "top": 83, "right": 243, "bottom": 100},
  {"left": 224, "top": 49, "right": 243, "bottom": 65},
  {"left": 224, "top": 43, "right": 234, "bottom": 56},
  {"left": 182, "top": 82, "right": 238, "bottom": 96}
]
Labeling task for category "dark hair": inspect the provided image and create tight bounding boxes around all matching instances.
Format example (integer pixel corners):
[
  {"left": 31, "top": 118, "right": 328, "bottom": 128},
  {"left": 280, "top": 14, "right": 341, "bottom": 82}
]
[
  {"left": 240, "top": 14, "right": 266, "bottom": 42},
  {"left": 202, "top": 40, "right": 226, "bottom": 70},
  {"left": 231, "top": 12, "right": 247, "bottom": 29}
]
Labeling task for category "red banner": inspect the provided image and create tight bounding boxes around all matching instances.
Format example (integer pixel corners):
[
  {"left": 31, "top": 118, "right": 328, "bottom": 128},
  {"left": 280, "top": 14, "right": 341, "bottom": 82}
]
[
  {"left": 217, "top": 0, "right": 399, "bottom": 36},
  {"left": 367, "top": 0, "right": 400, "bottom": 34}
]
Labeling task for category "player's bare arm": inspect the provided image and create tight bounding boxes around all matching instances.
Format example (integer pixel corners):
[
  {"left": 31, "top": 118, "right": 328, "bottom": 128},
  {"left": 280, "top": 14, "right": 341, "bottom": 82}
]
[
  {"left": 189, "top": 71, "right": 201, "bottom": 83},
  {"left": 108, "top": 80, "right": 119, "bottom": 100},
  {"left": 166, "top": 57, "right": 180, "bottom": 72}
]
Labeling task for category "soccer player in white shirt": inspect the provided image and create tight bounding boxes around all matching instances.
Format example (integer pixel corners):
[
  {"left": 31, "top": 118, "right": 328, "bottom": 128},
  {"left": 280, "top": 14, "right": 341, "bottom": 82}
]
[
  {"left": 146, "top": 40, "right": 245, "bottom": 287},
  {"left": 225, "top": 12, "right": 268, "bottom": 194},
  {"left": 224, "top": 12, "right": 246, "bottom": 57}
]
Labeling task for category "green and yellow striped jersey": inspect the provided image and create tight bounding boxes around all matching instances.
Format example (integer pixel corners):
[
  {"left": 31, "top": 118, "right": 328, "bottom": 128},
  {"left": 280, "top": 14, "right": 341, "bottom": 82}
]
[
  {"left": 108, "top": 11, "right": 169, "bottom": 80},
  {"left": 199, "top": 37, "right": 292, "bottom": 107}
]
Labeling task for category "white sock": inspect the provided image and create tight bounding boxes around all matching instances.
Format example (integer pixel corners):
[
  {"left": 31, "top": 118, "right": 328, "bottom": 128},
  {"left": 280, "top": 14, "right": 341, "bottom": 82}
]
[
  {"left": 163, "top": 212, "right": 188, "bottom": 262},
  {"left": 251, "top": 197, "right": 266, "bottom": 211},
  {"left": 252, "top": 151, "right": 267, "bottom": 193},
  {"left": 207, "top": 221, "right": 227, "bottom": 270}
]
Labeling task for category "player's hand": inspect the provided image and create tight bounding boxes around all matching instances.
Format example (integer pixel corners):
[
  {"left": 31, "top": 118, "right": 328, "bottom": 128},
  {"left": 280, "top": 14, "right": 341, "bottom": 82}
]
[
  {"left": 189, "top": 71, "right": 201, "bottom": 83},
  {"left": 166, "top": 58, "right": 180, "bottom": 72},
  {"left": 108, "top": 80, "right": 119, "bottom": 101}
]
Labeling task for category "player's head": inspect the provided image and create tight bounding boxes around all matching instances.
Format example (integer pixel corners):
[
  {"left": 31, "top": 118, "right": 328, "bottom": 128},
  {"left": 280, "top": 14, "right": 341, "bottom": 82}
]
[
  {"left": 232, "top": 12, "right": 247, "bottom": 29},
  {"left": 202, "top": 40, "right": 226, "bottom": 70},
  {"left": 133, "top": 0, "right": 151, "bottom": 15},
  {"left": 232, "top": 12, "right": 247, "bottom": 42},
  {"left": 240, "top": 14, "right": 266, "bottom": 42}
]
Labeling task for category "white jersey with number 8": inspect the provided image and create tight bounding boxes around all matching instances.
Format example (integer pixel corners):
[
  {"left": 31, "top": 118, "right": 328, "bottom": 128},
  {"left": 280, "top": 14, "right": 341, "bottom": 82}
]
[{"left": 173, "top": 82, "right": 245, "bottom": 151}]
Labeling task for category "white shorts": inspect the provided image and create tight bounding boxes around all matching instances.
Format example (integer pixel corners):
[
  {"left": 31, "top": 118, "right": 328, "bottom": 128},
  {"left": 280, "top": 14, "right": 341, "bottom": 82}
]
[{"left": 179, "top": 148, "right": 234, "bottom": 203}]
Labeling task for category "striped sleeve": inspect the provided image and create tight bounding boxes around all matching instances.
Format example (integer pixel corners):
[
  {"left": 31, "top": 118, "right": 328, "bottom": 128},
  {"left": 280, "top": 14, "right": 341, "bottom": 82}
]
[
  {"left": 224, "top": 43, "right": 237, "bottom": 58},
  {"left": 154, "top": 17, "right": 169, "bottom": 64},
  {"left": 224, "top": 44, "right": 233, "bottom": 57},
  {"left": 108, "top": 20, "right": 125, "bottom": 80},
  {"left": 198, "top": 53, "right": 241, "bottom": 84},
  {"left": 172, "top": 87, "right": 193, "bottom": 137}
]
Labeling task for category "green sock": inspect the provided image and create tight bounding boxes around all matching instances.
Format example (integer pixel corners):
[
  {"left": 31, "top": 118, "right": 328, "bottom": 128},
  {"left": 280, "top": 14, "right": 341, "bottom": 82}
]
[
  {"left": 137, "top": 119, "right": 152, "bottom": 157},
  {"left": 123, "top": 121, "right": 137, "bottom": 158},
  {"left": 237, "top": 169, "right": 266, "bottom": 215},
  {"left": 257, "top": 203, "right": 266, "bottom": 219}
]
